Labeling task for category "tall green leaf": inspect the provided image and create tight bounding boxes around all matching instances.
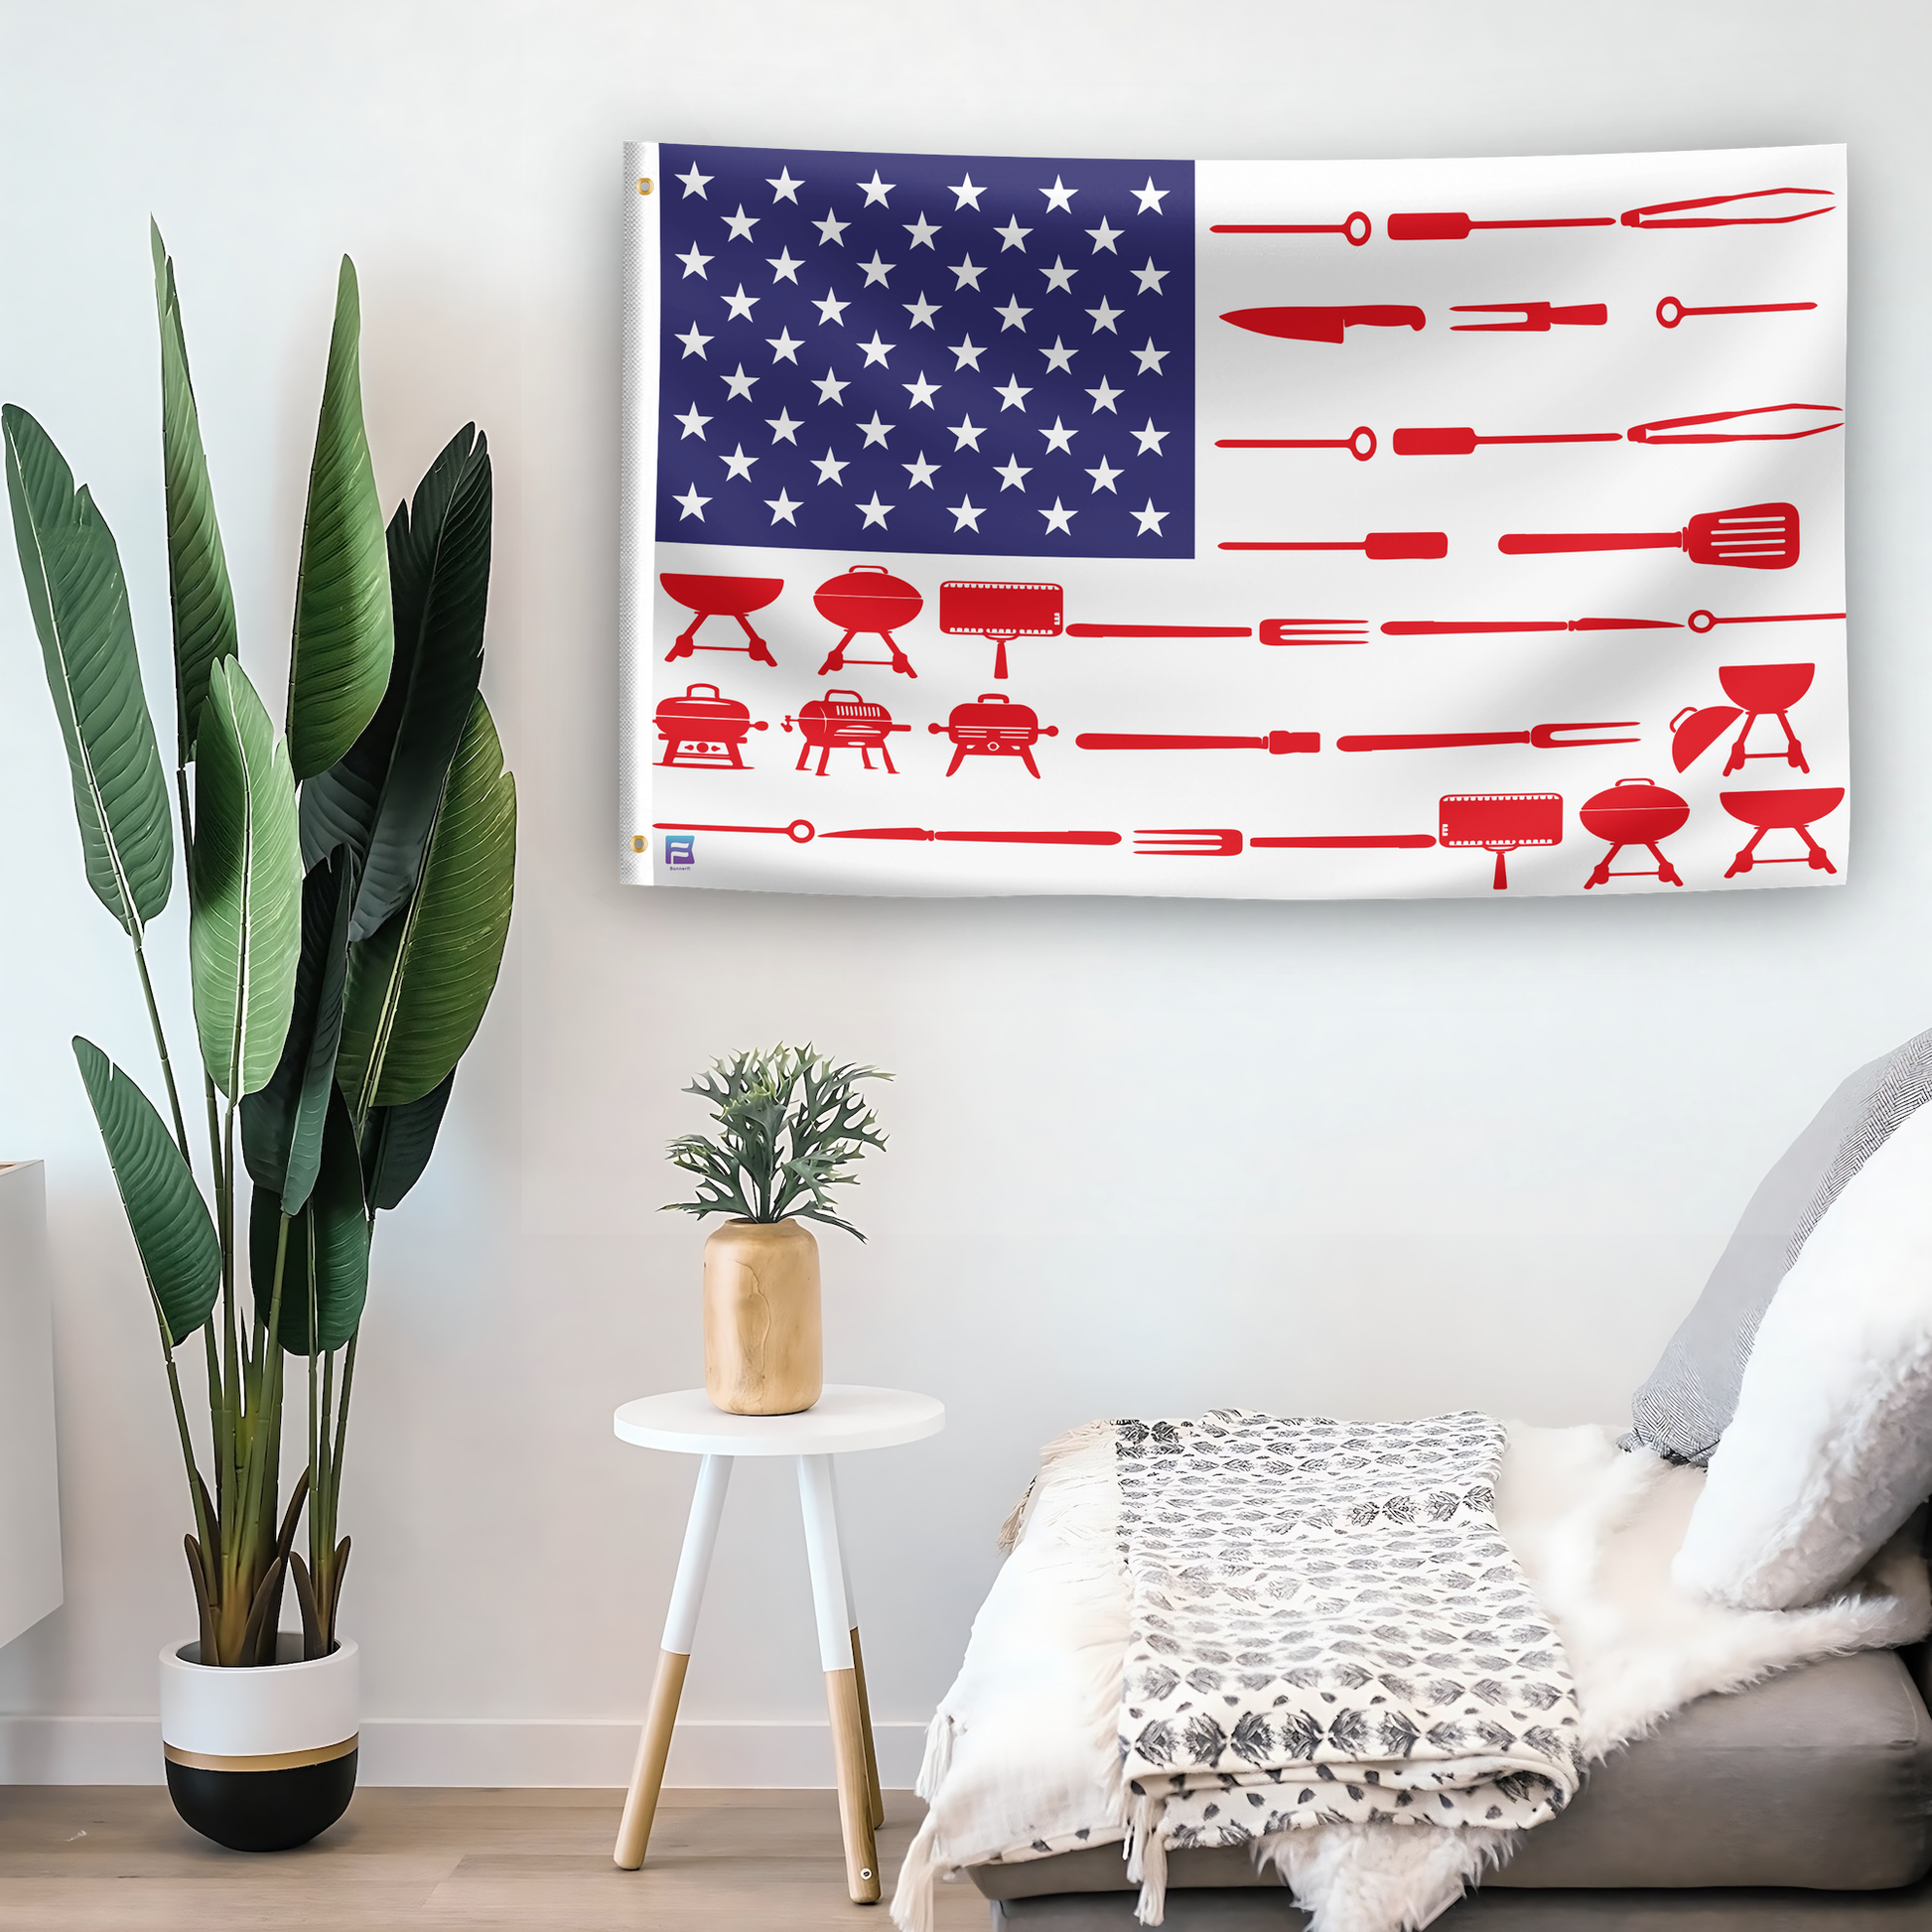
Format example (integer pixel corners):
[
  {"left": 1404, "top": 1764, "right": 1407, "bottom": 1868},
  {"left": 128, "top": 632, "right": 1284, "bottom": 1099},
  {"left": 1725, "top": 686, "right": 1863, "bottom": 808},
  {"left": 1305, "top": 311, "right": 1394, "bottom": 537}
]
[
  {"left": 241, "top": 847, "right": 354, "bottom": 1212},
  {"left": 3, "top": 405, "right": 174, "bottom": 936},
  {"left": 339, "top": 694, "right": 514, "bottom": 1113},
  {"left": 360, "top": 1069, "right": 455, "bottom": 1211},
  {"left": 73, "top": 1036, "right": 219, "bottom": 1347},
  {"left": 250, "top": 1086, "right": 368, "bottom": 1354},
  {"left": 287, "top": 257, "right": 392, "bottom": 780},
  {"left": 301, "top": 425, "right": 490, "bottom": 939},
  {"left": 190, "top": 658, "right": 302, "bottom": 1098},
  {"left": 150, "top": 222, "right": 238, "bottom": 763}
]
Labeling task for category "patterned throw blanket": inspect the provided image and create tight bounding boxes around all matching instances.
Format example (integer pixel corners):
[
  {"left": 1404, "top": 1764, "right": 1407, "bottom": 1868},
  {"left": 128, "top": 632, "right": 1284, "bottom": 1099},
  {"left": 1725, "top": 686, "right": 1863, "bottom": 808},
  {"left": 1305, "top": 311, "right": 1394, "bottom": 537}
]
[{"left": 1114, "top": 1411, "right": 1584, "bottom": 1911}]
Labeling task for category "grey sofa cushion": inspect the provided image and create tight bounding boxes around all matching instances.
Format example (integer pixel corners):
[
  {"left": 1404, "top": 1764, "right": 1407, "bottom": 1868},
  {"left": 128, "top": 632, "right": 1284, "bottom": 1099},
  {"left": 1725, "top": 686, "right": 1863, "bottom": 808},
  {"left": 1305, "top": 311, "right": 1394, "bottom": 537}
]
[
  {"left": 970, "top": 1651, "right": 1932, "bottom": 1902},
  {"left": 990, "top": 1873, "right": 1932, "bottom": 1928},
  {"left": 1625, "top": 1029, "right": 1932, "bottom": 1464}
]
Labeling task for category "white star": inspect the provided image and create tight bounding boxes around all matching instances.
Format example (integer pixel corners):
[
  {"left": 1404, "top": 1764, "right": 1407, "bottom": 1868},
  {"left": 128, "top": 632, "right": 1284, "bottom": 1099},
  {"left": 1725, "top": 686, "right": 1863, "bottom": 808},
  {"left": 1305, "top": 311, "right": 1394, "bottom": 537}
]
[
  {"left": 995, "top": 296, "right": 1032, "bottom": 332},
  {"left": 767, "top": 168, "right": 804, "bottom": 204},
  {"left": 814, "top": 367, "right": 850, "bottom": 404},
  {"left": 765, "top": 488, "right": 801, "bottom": 525},
  {"left": 676, "top": 164, "right": 712, "bottom": 199},
  {"left": 766, "top": 248, "right": 803, "bottom": 284},
  {"left": 1085, "top": 456, "right": 1122, "bottom": 493},
  {"left": 858, "top": 331, "right": 896, "bottom": 366},
  {"left": 902, "top": 452, "right": 939, "bottom": 488},
  {"left": 903, "top": 292, "right": 940, "bottom": 329},
  {"left": 765, "top": 328, "right": 802, "bottom": 363},
  {"left": 1131, "top": 417, "right": 1169, "bottom": 455},
  {"left": 677, "top": 243, "right": 713, "bottom": 279},
  {"left": 903, "top": 371, "right": 940, "bottom": 408},
  {"left": 1039, "top": 496, "right": 1076, "bottom": 533},
  {"left": 1086, "top": 298, "right": 1122, "bottom": 334},
  {"left": 1131, "top": 497, "right": 1169, "bottom": 535},
  {"left": 675, "top": 404, "right": 711, "bottom": 439},
  {"left": 1085, "top": 377, "right": 1122, "bottom": 413},
  {"left": 722, "top": 363, "right": 759, "bottom": 400},
  {"left": 1039, "top": 176, "right": 1078, "bottom": 213},
  {"left": 949, "top": 415, "right": 985, "bottom": 451},
  {"left": 765, "top": 408, "right": 802, "bottom": 445},
  {"left": 903, "top": 213, "right": 940, "bottom": 248},
  {"left": 995, "top": 374, "right": 1032, "bottom": 411},
  {"left": 857, "top": 490, "right": 894, "bottom": 527},
  {"left": 1132, "top": 177, "right": 1169, "bottom": 214},
  {"left": 995, "top": 215, "right": 1032, "bottom": 251},
  {"left": 1085, "top": 217, "right": 1123, "bottom": 253},
  {"left": 677, "top": 323, "right": 712, "bottom": 358},
  {"left": 814, "top": 207, "right": 849, "bottom": 245},
  {"left": 950, "top": 255, "right": 985, "bottom": 291},
  {"left": 721, "top": 444, "right": 758, "bottom": 481},
  {"left": 812, "top": 448, "right": 849, "bottom": 484},
  {"left": 994, "top": 455, "right": 1032, "bottom": 491},
  {"left": 858, "top": 411, "right": 895, "bottom": 447},
  {"left": 949, "top": 495, "right": 985, "bottom": 531},
  {"left": 813, "top": 287, "right": 850, "bottom": 327},
  {"left": 949, "top": 174, "right": 985, "bottom": 209},
  {"left": 1040, "top": 256, "right": 1077, "bottom": 294},
  {"left": 858, "top": 171, "right": 895, "bottom": 207},
  {"left": 950, "top": 335, "right": 986, "bottom": 370},
  {"left": 1039, "top": 336, "right": 1076, "bottom": 373},
  {"left": 723, "top": 205, "right": 759, "bottom": 242},
  {"left": 1039, "top": 416, "right": 1076, "bottom": 454},
  {"left": 722, "top": 284, "right": 759, "bottom": 321},
  {"left": 674, "top": 483, "right": 710, "bottom": 519},
  {"left": 1131, "top": 257, "right": 1169, "bottom": 295},
  {"left": 859, "top": 251, "right": 895, "bottom": 287},
  {"left": 1131, "top": 338, "right": 1168, "bottom": 375}
]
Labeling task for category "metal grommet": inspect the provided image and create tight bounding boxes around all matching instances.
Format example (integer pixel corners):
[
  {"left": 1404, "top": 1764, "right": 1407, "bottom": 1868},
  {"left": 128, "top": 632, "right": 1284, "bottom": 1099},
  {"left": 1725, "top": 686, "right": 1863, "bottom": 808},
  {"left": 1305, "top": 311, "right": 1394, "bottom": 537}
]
[
  {"left": 637, "top": 177, "right": 652, "bottom": 196},
  {"left": 630, "top": 835, "right": 646, "bottom": 852}
]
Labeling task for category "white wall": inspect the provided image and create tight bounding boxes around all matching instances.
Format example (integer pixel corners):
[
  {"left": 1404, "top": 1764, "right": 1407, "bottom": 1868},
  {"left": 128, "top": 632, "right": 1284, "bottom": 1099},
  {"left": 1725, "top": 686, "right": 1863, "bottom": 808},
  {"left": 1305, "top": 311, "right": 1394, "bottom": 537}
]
[{"left": 1, "top": 0, "right": 1928, "bottom": 1786}]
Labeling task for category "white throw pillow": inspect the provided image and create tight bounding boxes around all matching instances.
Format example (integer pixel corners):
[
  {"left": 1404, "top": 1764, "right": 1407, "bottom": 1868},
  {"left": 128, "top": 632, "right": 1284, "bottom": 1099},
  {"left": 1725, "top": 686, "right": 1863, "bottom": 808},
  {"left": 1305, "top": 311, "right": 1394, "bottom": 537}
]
[{"left": 1673, "top": 1100, "right": 1932, "bottom": 1610}]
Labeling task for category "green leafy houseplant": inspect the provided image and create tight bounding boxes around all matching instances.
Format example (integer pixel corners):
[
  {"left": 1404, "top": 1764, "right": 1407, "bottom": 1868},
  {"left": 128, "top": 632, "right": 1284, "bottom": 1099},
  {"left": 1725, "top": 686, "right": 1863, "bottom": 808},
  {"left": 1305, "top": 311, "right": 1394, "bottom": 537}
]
[
  {"left": 664, "top": 1045, "right": 891, "bottom": 1238},
  {"left": 4, "top": 225, "right": 515, "bottom": 1666}
]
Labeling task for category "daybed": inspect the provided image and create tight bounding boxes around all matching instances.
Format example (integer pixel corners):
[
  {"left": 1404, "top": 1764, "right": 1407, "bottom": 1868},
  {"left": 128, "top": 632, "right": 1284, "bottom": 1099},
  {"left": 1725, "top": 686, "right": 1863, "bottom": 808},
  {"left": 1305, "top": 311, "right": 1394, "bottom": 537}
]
[{"left": 901, "top": 1029, "right": 1932, "bottom": 1931}]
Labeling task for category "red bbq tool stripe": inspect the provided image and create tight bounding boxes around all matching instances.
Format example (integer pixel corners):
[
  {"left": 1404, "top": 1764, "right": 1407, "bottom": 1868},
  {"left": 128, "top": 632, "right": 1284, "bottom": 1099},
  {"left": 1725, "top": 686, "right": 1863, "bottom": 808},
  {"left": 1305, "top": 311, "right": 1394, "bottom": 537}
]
[{"left": 1250, "top": 834, "right": 1438, "bottom": 848}]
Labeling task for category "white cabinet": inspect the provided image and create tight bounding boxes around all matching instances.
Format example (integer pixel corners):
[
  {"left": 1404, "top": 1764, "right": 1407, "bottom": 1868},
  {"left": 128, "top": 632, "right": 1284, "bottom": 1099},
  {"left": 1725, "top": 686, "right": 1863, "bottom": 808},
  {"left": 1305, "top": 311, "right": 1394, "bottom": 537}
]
[{"left": 0, "top": 1162, "right": 62, "bottom": 1648}]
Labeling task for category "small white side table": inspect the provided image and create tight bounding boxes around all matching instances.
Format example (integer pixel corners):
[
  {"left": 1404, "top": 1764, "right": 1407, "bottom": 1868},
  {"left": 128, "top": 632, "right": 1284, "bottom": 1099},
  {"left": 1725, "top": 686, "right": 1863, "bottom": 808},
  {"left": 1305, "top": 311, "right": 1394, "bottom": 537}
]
[{"left": 611, "top": 1384, "right": 944, "bottom": 1902}]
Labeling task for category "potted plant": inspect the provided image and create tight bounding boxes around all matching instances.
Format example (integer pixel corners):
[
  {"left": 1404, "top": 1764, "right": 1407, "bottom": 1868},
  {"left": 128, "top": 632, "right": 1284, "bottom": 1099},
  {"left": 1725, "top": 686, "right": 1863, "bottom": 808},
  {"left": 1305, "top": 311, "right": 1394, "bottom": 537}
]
[
  {"left": 3, "top": 225, "right": 515, "bottom": 1851},
  {"left": 664, "top": 1046, "right": 890, "bottom": 1415}
]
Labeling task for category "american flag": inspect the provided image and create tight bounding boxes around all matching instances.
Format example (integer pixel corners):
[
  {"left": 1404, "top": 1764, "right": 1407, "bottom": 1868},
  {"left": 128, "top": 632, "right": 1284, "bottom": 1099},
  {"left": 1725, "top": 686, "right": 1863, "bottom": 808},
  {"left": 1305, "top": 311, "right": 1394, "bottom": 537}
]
[{"left": 654, "top": 144, "right": 1195, "bottom": 560}]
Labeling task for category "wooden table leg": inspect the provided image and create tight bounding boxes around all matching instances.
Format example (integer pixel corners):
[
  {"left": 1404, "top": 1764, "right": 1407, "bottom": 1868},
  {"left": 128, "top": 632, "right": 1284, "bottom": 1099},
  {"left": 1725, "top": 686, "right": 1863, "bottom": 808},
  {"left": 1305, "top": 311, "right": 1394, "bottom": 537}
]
[
  {"left": 828, "top": 1460, "right": 885, "bottom": 1830},
  {"left": 614, "top": 1453, "right": 733, "bottom": 1869},
  {"left": 797, "top": 1453, "right": 881, "bottom": 1903}
]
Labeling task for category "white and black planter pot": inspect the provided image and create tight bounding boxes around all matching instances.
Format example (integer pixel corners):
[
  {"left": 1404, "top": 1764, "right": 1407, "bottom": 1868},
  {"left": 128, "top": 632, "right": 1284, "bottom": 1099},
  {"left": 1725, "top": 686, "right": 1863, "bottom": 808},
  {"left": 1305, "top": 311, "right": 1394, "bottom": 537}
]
[{"left": 159, "top": 1635, "right": 358, "bottom": 1852}]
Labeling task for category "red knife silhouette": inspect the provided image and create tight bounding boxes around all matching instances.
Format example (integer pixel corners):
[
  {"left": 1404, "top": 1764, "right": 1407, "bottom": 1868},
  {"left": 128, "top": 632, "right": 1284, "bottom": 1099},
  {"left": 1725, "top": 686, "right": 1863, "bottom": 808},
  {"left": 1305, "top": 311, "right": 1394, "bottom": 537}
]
[{"left": 1222, "top": 305, "right": 1426, "bottom": 345}]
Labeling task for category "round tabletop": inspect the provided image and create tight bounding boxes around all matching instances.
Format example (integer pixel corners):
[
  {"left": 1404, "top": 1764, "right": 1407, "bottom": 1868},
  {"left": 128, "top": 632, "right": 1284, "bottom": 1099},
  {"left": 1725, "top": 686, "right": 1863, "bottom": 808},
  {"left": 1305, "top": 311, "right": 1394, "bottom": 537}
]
[{"left": 613, "top": 1384, "right": 945, "bottom": 1456}]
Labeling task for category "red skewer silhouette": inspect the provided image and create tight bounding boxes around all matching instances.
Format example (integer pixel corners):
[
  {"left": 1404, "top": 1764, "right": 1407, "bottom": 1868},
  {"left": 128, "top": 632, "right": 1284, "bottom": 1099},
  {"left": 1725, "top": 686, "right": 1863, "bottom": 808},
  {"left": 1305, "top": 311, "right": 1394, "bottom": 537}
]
[
  {"left": 1656, "top": 296, "right": 1818, "bottom": 329},
  {"left": 1211, "top": 212, "right": 1372, "bottom": 245},
  {"left": 1217, "top": 427, "right": 1378, "bottom": 460}
]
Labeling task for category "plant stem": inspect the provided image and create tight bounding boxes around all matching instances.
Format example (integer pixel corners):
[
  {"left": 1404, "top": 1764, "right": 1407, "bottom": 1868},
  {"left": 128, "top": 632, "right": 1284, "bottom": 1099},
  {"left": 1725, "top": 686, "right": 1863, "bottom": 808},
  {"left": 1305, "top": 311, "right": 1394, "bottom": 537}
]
[{"left": 130, "top": 939, "right": 191, "bottom": 1166}]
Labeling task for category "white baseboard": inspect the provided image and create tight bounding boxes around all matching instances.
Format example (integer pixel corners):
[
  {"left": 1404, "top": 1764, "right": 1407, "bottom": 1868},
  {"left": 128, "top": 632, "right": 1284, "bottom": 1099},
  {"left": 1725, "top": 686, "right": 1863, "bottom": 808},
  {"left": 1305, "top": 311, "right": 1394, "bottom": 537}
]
[{"left": 0, "top": 1715, "right": 929, "bottom": 1788}]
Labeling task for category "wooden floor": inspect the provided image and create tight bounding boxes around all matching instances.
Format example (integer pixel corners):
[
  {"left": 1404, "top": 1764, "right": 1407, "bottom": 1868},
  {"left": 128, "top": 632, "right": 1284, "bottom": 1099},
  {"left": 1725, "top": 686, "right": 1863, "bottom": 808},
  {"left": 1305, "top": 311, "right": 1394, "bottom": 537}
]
[{"left": 0, "top": 1787, "right": 991, "bottom": 1930}]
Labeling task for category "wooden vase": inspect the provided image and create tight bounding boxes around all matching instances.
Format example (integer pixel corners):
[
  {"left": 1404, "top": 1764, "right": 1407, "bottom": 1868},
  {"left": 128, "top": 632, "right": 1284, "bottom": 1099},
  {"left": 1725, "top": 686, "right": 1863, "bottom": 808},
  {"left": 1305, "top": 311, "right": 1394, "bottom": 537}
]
[{"left": 702, "top": 1218, "right": 823, "bottom": 1415}]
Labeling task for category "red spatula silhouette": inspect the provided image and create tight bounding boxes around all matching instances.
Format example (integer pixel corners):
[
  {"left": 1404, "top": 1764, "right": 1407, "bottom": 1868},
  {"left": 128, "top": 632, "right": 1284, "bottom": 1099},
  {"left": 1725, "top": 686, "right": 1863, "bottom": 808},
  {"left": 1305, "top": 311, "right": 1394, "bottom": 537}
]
[{"left": 1498, "top": 502, "right": 1798, "bottom": 571}]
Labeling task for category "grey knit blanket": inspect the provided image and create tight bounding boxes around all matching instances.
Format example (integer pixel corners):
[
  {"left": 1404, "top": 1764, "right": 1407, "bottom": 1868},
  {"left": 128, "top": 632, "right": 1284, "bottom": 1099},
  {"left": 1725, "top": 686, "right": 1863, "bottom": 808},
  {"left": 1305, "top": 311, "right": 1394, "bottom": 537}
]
[{"left": 1114, "top": 1411, "right": 1584, "bottom": 1877}]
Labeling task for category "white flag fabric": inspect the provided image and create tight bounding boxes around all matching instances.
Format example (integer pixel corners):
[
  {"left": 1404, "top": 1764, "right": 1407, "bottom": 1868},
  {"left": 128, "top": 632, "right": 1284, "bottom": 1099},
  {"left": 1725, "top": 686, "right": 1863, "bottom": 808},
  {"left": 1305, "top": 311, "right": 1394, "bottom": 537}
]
[{"left": 619, "top": 141, "right": 1846, "bottom": 900}]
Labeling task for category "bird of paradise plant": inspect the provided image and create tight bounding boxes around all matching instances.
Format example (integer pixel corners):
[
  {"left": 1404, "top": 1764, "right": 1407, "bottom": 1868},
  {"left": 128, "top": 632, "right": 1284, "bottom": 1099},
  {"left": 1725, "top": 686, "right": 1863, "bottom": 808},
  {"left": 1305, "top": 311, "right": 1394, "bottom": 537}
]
[{"left": 3, "top": 225, "right": 514, "bottom": 1665}]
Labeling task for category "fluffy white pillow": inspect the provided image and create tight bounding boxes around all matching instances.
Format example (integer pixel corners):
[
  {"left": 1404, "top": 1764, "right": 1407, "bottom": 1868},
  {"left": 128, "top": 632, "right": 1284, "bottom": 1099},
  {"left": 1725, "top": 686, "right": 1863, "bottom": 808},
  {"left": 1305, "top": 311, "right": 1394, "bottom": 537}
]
[{"left": 1673, "top": 1099, "right": 1932, "bottom": 1610}]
